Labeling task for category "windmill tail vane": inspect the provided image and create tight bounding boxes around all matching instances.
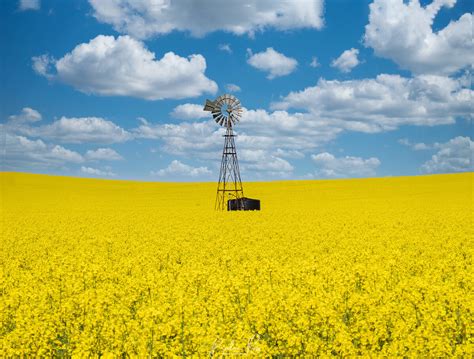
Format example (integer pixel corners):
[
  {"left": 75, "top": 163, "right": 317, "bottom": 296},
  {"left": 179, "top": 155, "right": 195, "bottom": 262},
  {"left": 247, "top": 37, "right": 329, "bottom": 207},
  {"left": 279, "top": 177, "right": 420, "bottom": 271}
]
[{"left": 203, "top": 94, "right": 260, "bottom": 211}]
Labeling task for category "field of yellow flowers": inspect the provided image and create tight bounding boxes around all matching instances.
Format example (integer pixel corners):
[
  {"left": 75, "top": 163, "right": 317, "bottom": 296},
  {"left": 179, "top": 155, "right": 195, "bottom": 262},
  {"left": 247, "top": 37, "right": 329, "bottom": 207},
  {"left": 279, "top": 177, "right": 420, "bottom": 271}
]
[{"left": 1, "top": 172, "right": 472, "bottom": 356}]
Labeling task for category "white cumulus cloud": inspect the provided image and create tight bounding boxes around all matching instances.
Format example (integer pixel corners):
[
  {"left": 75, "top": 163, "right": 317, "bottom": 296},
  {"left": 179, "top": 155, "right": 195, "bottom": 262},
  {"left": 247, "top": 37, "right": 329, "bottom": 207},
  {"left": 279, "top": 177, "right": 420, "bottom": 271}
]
[
  {"left": 272, "top": 74, "right": 472, "bottom": 133},
  {"left": 133, "top": 120, "right": 220, "bottom": 156},
  {"left": 19, "top": 0, "right": 40, "bottom": 11},
  {"left": 364, "top": 0, "right": 473, "bottom": 74},
  {"left": 273, "top": 149, "right": 305, "bottom": 159},
  {"left": 240, "top": 109, "right": 342, "bottom": 150},
  {"left": 218, "top": 44, "right": 232, "bottom": 54},
  {"left": 3, "top": 134, "right": 84, "bottom": 170},
  {"left": 398, "top": 138, "right": 432, "bottom": 150},
  {"left": 88, "top": 0, "right": 324, "bottom": 39},
  {"left": 241, "top": 149, "right": 294, "bottom": 175},
  {"left": 32, "top": 54, "right": 54, "bottom": 79},
  {"left": 16, "top": 116, "right": 132, "bottom": 144},
  {"left": 311, "top": 152, "right": 381, "bottom": 178},
  {"left": 421, "top": 136, "right": 473, "bottom": 173},
  {"left": 85, "top": 148, "right": 123, "bottom": 161},
  {"left": 310, "top": 56, "right": 320, "bottom": 68},
  {"left": 32, "top": 35, "right": 217, "bottom": 100},
  {"left": 331, "top": 48, "right": 360, "bottom": 73},
  {"left": 225, "top": 84, "right": 241, "bottom": 93},
  {"left": 170, "top": 103, "right": 208, "bottom": 120},
  {"left": 81, "top": 166, "right": 116, "bottom": 177},
  {"left": 8, "top": 107, "right": 42, "bottom": 123},
  {"left": 247, "top": 48, "right": 298, "bottom": 79},
  {"left": 151, "top": 160, "right": 212, "bottom": 178}
]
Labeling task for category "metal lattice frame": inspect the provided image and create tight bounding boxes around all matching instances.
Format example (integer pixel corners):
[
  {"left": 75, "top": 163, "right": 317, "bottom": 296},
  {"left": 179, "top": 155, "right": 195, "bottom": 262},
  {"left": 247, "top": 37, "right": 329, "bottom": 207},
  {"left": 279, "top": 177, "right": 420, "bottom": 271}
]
[
  {"left": 203, "top": 94, "right": 244, "bottom": 210},
  {"left": 216, "top": 124, "right": 244, "bottom": 210}
]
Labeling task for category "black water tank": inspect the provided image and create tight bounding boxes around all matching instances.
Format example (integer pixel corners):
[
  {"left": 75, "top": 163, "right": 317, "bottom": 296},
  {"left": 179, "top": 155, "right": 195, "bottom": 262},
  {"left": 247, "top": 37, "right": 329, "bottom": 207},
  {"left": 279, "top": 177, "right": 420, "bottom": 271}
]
[{"left": 228, "top": 197, "right": 261, "bottom": 211}]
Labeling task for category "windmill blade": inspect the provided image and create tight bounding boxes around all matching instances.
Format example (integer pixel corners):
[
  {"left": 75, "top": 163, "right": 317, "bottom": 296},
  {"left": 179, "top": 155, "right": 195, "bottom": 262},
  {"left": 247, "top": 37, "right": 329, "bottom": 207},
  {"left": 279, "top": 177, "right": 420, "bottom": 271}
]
[
  {"left": 214, "top": 114, "right": 223, "bottom": 124},
  {"left": 219, "top": 116, "right": 225, "bottom": 126},
  {"left": 215, "top": 114, "right": 224, "bottom": 123}
]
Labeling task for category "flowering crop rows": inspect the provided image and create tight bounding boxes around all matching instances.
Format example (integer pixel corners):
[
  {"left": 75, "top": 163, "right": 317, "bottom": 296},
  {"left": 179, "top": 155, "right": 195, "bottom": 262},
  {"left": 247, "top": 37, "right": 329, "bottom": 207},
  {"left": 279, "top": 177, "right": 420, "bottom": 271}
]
[{"left": 1, "top": 172, "right": 472, "bottom": 356}]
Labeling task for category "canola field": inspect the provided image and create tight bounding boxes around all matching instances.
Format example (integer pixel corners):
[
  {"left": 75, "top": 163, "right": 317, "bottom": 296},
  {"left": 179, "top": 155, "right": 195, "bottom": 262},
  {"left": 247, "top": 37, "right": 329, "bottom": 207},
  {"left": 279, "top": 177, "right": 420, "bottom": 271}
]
[{"left": 1, "top": 172, "right": 472, "bottom": 357}]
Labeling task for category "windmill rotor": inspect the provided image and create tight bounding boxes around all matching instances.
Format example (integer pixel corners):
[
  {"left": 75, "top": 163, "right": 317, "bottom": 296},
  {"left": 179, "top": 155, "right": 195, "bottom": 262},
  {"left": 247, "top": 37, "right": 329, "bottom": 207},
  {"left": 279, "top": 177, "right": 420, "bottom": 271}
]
[{"left": 203, "top": 94, "right": 242, "bottom": 127}]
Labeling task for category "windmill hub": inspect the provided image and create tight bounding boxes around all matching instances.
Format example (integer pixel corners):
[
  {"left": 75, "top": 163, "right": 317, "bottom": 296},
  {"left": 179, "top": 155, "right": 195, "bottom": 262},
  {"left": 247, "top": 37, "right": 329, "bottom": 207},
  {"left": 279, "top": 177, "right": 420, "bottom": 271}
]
[{"left": 203, "top": 94, "right": 260, "bottom": 211}]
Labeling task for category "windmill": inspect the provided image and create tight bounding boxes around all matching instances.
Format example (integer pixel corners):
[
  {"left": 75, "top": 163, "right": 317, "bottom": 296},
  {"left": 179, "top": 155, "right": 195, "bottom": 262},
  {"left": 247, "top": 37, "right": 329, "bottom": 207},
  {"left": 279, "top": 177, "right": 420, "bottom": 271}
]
[{"left": 203, "top": 94, "right": 260, "bottom": 211}]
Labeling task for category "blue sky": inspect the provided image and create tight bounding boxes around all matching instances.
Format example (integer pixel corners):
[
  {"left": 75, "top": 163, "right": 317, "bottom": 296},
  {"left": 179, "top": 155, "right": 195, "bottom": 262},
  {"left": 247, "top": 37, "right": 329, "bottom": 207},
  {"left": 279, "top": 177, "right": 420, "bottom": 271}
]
[{"left": 1, "top": 0, "right": 472, "bottom": 181}]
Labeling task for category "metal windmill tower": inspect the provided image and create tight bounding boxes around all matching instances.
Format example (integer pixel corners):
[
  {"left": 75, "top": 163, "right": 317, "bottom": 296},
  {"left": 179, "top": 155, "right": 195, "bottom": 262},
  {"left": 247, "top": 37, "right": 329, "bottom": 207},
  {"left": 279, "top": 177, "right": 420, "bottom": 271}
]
[{"left": 203, "top": 94, "right": 245, "bottom": 210}]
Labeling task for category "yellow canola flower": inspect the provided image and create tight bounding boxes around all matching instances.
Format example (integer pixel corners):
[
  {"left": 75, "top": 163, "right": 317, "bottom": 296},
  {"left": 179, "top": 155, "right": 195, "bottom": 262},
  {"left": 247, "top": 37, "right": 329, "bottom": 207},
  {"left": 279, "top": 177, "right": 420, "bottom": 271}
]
[{"left": 0, "top": 172, "right": 472, "bottom": 357}]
